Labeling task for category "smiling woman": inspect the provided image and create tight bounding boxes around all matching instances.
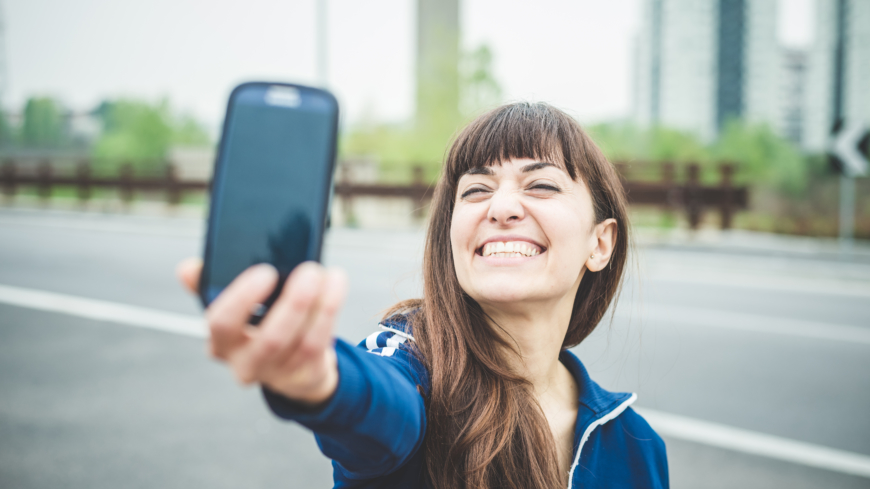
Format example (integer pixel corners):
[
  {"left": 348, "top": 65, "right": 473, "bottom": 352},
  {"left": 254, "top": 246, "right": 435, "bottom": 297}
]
[{"left": 178, "top": 102, "right": 668, "bottom": 489}]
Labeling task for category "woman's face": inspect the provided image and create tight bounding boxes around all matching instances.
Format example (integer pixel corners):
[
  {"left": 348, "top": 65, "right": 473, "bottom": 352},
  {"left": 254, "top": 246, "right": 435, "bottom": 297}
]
[{"left": 450, "top": 157, "right": 603, "bottom": 312}]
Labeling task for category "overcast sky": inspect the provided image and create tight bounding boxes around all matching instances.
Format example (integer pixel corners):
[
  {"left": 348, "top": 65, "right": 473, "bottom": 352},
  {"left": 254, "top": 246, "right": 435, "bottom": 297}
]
[{"left": 3, "top": 0, "right": 813, "bottom": 130}]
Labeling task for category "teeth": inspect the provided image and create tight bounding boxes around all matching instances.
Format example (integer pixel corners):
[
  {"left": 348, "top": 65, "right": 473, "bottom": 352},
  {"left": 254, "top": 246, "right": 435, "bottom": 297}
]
[{"left": 481, "top": 241, "right": 541, "bottom": 257}]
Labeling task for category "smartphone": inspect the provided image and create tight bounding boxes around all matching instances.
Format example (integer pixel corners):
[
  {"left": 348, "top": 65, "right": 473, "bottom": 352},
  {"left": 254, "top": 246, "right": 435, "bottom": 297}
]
[{"left": 198, "top": 82, "right": 339, "bottom": 312}]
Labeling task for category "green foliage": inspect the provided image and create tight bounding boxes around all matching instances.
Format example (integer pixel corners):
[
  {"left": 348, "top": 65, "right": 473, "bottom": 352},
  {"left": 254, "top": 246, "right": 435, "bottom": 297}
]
[
  {"left": 587, "top": 122, "right": 709, "bottom": 164},
  {"left": 710, "top": 120, "right": 807, "bottom": 195},
  {"left": 173, "top": 115, "right": 212, "bottom": 146},
  {"left": 341, "top": 123, "right": 419, "bottom": 181},
  {"left": 588, "top": 119, "right": 809, "bottom": 194},
  {"left": 0, "top": 109, "right": 15, "bottom": 146},
  {"left": 460, "top": 45, "right": 503, "bottom": 117},
  {"left": 585, "top": 123, "right": 645, "bottom": 161},
  {"left": 646, "top": 126, "right": 710, "bottom": 163},
  {"left": 92, "top": 99, "right": 210, "bottom": 176},
  {"left": 22, "top": 97, "right": 66, "bottom": 147}
]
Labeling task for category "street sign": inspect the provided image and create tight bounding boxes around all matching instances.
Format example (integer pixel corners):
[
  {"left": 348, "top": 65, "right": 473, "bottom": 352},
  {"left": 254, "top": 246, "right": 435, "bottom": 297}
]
[{"left": 830, "top": 120, "right": 869, "bottom": 177}]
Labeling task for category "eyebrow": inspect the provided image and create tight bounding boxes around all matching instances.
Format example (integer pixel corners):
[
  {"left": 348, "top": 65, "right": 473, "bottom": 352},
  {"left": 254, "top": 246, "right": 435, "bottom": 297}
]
[
  {"left": 520, "top": 161, "right": 558, "bottom": 173},
  {"left": 463, "top": 166, "right": 495, "bottom": 176},
  {"left": 462, "top": 161, "right": 558, "bottom": 177}
]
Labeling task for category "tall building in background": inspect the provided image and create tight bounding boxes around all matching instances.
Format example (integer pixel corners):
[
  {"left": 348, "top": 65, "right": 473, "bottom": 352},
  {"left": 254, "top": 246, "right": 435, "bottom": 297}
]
[
  {"left": 803, "top": 0, "right": 870, "bottom": 152},
  {"left": 779, "top": 49, "right": 807, "bottom": 145},
  {"left": 415, "top": 0, "right": 460, "bottom": 133},
  {"left": 634, "top": 0, "right": 779, "bottom": 141}
]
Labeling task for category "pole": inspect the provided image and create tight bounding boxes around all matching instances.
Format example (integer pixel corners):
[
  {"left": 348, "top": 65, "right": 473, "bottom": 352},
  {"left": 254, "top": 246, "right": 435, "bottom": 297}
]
[
  {"left": 833, "top": 0, "right": 852, "bottom": 255},
  {"left": 0, "top": 0, "right": 7, "bottom": 105},
  {"left": 316, "top": 0, "right": 328, "bottom": 87},
  {"left": 839, "top": 173, "right": 855, "bottom": 254}
]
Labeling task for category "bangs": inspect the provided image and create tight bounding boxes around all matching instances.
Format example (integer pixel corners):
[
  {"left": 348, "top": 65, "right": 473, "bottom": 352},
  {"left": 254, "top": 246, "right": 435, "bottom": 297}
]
[{"left": 446, "top": 103, "right": 582, "bottom": 182}]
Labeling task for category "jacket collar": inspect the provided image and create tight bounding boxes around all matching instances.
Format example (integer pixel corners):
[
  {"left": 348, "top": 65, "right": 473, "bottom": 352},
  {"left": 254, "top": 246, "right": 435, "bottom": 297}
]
[{"left": 559, "top": 349, "right": 633, "bottom": 423}]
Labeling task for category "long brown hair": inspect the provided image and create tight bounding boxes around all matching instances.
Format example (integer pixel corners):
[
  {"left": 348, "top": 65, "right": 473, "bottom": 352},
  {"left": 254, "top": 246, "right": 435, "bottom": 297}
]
[{"left": 387, "top": 102, "right": 630, "bottom": 488}]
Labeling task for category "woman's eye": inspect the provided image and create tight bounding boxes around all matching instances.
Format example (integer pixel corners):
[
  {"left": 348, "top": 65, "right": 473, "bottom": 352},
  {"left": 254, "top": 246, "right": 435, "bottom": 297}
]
[
  {"left": 460, "top": 187, "right": 489, "bottom": 199},
  {"left": 528, "top": 183, "right": 560, "bottom": 193}
]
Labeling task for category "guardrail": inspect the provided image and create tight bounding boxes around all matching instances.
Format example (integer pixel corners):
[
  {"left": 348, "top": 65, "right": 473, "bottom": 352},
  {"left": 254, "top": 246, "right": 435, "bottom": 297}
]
[
  {"left": 0, "top": 159, "right": 746, "bottom": 229},
  {"left": 0, "top": 161, "right": 207, "bottom": 205}
]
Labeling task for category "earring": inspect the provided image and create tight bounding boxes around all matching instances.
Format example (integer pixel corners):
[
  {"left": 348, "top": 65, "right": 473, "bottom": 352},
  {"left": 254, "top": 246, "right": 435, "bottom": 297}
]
[{"left": 590, "top": 254, "right": 595, "bottom": 259}]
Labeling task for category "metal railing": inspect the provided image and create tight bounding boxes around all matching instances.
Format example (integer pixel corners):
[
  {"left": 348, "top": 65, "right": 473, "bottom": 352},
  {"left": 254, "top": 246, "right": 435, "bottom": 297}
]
[{"left": 0, "top": 159, "right": 746, "bottom": 229}]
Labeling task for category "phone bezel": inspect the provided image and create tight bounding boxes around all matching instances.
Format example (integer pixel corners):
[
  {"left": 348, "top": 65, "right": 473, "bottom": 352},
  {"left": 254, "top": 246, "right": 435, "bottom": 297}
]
[{"left": 197, "top": 81, "right": 340, "bottom": 308}]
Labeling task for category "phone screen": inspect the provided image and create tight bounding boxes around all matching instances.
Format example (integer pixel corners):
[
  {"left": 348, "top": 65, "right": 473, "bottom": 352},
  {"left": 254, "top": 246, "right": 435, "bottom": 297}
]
[{"left": 201, "top": 83, "right": 338, "bottom": 305}]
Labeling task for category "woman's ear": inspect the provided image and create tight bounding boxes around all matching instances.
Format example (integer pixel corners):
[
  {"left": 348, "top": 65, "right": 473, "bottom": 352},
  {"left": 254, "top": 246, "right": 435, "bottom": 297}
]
[{"left": 586, "top": 218, "right": 617, "bottom": 272}]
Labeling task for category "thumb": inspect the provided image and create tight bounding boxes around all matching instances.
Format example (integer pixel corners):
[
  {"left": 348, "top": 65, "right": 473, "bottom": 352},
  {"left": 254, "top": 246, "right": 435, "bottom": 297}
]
[{"left": 176, "top": 257, "right": 203, "bottom": 294}]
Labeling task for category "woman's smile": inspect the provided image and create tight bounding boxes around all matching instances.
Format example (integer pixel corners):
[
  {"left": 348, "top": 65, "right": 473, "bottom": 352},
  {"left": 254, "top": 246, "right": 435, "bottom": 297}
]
[{"left": 476, "top": 236, "right": 546, "bottom": 262}]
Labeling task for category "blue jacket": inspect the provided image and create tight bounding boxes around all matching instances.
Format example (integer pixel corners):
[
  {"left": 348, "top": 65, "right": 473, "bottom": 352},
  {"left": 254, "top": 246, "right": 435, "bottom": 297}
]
[{"left": 263, "top": 315, "right": 669, "bottom": 488}]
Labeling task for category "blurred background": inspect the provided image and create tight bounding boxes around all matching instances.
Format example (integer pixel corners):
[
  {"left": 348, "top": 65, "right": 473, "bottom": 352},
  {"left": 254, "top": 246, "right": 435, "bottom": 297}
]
[{"left": 0, "top": 0, "right": 868, "bottom": 488}]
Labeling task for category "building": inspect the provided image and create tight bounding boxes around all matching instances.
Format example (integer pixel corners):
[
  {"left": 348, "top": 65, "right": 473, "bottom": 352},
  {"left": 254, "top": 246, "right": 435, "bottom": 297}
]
[
  {"left": 634, "top": 0, "right": 780, "bottom": 141},
  {"left": 415, "top": 0, "right": 460, "bottom": 133},
  {"left": 779, "top": 48, "right": 807, "bottom": 145},
  {"left": 802, "top": 0, "right": 870, "bottom": 152}
]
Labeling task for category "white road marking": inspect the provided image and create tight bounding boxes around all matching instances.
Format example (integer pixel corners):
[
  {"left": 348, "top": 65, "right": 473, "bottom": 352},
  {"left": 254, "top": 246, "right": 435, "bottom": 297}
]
[
  {"left": 647, "top": 271, "right": 870, "bottom": 299},
  {"left": 635, "top": 407, "right": 870, "bottom": 478},
  {"left": 614, "top": 305, "right": 870, "bottom": 346},
  {"left": 0, "top": 214, "right": 204, "bottom": 239},
  {"left": 2, "top": 283, "right": 870, "bottom": 478},
  {"left": 0, "top": 284, "right": 205, "bottom": 338}
]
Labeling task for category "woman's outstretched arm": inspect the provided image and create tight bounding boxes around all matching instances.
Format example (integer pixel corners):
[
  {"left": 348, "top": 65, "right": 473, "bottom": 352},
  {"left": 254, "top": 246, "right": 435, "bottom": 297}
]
[
  {"left": 262, "top": 338, "right": 427, "bottom": 479},
  {"left": 177, "top": 259, "right": 426, "bottom": 479}
]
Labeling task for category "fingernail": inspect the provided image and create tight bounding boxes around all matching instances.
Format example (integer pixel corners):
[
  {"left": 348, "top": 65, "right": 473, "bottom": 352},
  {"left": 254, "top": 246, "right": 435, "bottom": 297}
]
[
  {"left": 298, "top": 263, "right": 325, "bottom": 287},
  {"left": 250, "top": 264, "right": 278, "bottom": 285}
]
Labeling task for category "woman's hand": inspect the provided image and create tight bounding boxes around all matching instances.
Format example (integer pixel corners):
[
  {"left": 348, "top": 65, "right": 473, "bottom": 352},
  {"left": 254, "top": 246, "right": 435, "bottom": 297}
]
[{"left": 176, "top": 258, "right": 348, "bottom": 406}]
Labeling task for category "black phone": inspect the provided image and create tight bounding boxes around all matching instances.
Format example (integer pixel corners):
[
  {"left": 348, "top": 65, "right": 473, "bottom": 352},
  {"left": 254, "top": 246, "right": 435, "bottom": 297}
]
[{"left": 198, "top": 82, "right": 339, "bottom": 312}]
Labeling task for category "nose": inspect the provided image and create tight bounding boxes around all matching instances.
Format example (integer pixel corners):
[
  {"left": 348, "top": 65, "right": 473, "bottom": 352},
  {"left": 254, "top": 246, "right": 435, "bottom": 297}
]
[{"left": 486, "top": 188, "right": 525, "bottom": 225}]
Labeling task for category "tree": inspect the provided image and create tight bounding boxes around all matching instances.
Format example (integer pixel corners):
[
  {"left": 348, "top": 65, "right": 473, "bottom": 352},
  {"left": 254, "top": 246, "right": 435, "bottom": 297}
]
[
  {"left": 587, "top": 119, "right": 808, "bottom": 193},
  {"left": 587, "top": 122, "right": 709, "bottom": 167},
  {"left": 22, "top": 97, "right": 66, "bottom": 148},
  {"left": 711, "top": 120, "right": 807, "bottom": 194},
  {"left": 341, "top": 43, "right": 504, "bottom": 182},
  {"left": 0, "top": 109, "right": 15, "bottom": 146},
  {"left": 460, "top": 44, "right": 502, "bottom": 117},
  {"left": 92, "top": 99, "right": 210, "bottom": 175}
]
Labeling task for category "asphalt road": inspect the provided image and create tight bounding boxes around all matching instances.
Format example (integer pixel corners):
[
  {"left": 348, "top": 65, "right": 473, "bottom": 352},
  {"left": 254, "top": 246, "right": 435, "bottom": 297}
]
[{"left": 1, "top": 209, "right": 868, "bottom": 488}]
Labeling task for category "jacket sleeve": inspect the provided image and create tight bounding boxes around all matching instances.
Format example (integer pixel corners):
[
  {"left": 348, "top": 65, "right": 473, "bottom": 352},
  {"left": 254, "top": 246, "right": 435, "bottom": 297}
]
[{"left": 261, "top": 337, "right": 427, "bottom": 480}]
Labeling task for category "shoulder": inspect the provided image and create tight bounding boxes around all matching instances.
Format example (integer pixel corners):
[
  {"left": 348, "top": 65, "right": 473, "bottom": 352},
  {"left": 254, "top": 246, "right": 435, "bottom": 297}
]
[
  {"left": 357, "top": 310, "right": 417, "bottom": 356},
  {"left": 614, "top": 407, "right": 668, "bottom": 460},
  {"left": 358, "top": 314, "right": 416, "bottom": 358},
  {"left": 355, "top": 312, "right": 430, "bottom": 394}
]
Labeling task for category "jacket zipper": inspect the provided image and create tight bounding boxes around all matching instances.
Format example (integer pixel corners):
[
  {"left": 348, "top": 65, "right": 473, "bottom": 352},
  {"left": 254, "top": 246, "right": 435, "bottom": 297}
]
[{"left": 566, "top": 393, "right": 638, "bottom": 488}]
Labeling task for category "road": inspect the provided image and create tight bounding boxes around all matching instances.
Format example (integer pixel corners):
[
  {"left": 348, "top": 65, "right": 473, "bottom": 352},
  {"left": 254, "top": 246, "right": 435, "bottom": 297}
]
[{"left": 1, "top": 208, "right": 868, "bottom": 488}]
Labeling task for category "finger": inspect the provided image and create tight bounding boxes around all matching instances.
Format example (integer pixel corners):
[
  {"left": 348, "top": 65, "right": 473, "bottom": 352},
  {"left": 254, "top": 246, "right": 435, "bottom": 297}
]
[
  {"left": 236, "top": 262, "right": 326, "bottom": 381},
  {"left": 258, "top": 269, "right": 346, "bottom": 400},
  {"left": 284, "top": 268, "right": 347, "bottom": 371},
  {"left": 206, "top": 264, "right": 278, "bottom": 359},
  {"left": 176, "top": 257, "right": 203, "bottom": 294}
]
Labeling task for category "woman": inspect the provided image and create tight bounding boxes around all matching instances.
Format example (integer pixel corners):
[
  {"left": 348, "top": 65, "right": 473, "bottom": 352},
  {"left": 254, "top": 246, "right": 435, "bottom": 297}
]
[{"left": 178, "top": 102, "right": 669, "bottom": 488}]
